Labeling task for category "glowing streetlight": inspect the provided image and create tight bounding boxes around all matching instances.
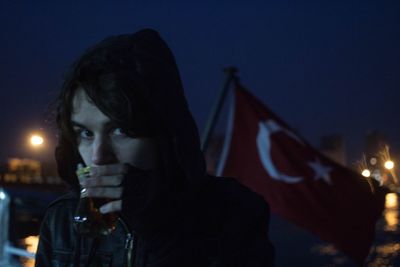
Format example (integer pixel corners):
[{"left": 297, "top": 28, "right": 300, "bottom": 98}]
[
  {"left": 361, "top": 169, "right": 371, "bottom": 177},
  {"left": 384, "top": 160, "right": 395, "bottom": 170},
  {"left": 30, "top": 134, "right": 44, "bottom": 147}
]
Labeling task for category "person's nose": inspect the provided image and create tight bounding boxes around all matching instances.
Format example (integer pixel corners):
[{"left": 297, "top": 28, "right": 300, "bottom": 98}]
[{"left": 91, "top": 136, "right": 117, "bottom": 165}]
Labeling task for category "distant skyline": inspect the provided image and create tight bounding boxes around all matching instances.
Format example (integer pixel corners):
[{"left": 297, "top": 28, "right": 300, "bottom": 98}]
[{"left": 1, "top": 1, "right": 399, "bottom": 165}]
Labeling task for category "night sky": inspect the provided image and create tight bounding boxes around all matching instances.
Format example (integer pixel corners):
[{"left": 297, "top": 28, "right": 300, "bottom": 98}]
[{"left": 1, "top": 1, "right": 399, "bottom": 165}]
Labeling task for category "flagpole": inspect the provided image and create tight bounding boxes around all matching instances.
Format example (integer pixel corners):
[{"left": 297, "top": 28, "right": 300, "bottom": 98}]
[{"left": 201, "top": 66, "right": 238, "bottom": 152}]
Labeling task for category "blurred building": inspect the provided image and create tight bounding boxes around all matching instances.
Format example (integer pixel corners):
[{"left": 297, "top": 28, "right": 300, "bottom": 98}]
[
  {"left": 0, "top": 158, "right": 62, "bottom": 185},
  {"left": 365, "top": 131, "right": 388, "bottom": 180},
  {"left": 365, "top": 131, "right": 388, "bottom": 159}
]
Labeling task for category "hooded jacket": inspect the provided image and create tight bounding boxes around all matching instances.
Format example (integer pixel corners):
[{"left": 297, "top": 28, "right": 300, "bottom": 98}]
[{"left": 35, "top": 29, "right": 274, "bottom": 267}]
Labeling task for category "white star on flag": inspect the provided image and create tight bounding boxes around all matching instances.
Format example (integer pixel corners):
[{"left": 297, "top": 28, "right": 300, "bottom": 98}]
[{"left": 308, "top": 158, "right": 332, "bottom": 185}]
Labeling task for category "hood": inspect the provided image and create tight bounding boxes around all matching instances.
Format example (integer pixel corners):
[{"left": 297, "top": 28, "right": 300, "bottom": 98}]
[{"left": 55, "top": 29, "right": 207, "bottom": 191}]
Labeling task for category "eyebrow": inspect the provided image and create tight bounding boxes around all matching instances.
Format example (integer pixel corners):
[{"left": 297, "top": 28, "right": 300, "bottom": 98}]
[
  {"left": 70, "top": 120, "right": 119, "bottom": 130},
  {"left": 71, "top": 121, "right": 86, "bottom": 128}
]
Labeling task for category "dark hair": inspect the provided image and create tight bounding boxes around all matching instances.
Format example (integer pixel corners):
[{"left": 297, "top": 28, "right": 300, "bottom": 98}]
[{"left": 56, "top": 37, "right": 157, "bottom": 146}]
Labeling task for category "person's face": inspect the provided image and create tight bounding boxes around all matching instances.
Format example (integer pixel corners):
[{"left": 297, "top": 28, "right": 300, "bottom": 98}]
[{"left": 70, "top": 88, "right": 159, "bottom": 170}]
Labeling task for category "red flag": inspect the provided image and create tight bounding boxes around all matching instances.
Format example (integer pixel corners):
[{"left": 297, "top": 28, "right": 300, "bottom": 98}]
[{"left": 216, "top": 85, "right": 385, "bottom": 265}]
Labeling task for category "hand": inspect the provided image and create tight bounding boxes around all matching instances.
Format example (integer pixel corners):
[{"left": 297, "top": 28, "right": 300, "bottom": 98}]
[{"left": 80, "top": 163, "right": 128, "bottom": 214}]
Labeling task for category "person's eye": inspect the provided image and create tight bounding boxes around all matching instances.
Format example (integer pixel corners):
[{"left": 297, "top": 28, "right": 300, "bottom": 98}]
[
  {"left": 112, "top": 127, "right": 128, "bottom": 137},
  {"left": 81, "top": 129, "right": 93, "bottom": 139},
  {"left": 74, "top": 128, "right": 93, "bottom": 140}
]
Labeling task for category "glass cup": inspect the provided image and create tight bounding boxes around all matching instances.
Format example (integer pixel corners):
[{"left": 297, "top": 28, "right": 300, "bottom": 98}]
[{"left": 73, "top": 164, "right": 118, "bottom": 236}]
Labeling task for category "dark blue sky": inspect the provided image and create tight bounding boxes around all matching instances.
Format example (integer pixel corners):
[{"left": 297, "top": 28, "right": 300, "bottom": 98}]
[{"left": 1, "top": 1, "right": 399, "bottom": 164}]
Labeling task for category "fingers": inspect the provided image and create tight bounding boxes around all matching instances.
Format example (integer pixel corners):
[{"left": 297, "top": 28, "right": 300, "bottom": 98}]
[
  {"left": 77, "top": 163, "right": 128, "bottom": 215},
  {"left": 85, "top": 187, "right": 122, "bottom": 199},
  {"left": 81, "top": 175, "right": 123, "bottom": 187},
  {"left": 90, "top": 164, "right": 128, "bottom": 177},
  {"left": 99, "top": 200, "right": 122, "bottom": 214}
]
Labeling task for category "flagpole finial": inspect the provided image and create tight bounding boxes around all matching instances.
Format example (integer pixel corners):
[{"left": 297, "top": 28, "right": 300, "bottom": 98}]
[
  {"left": 223, "top": 66, "right": 238, "bottom": 76},
  {"left": 223, "top": 66, "right": 240, "bottom": 86}
]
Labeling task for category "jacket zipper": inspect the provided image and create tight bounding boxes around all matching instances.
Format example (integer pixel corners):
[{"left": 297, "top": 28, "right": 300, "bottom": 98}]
[{"left": 119, "top": 218, "right": 135, "bottom": 267}]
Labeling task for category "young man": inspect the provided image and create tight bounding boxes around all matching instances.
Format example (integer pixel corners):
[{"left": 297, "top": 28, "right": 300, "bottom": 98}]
[{"left": 35, "top": 29, "right": 274, "bottom": 266}]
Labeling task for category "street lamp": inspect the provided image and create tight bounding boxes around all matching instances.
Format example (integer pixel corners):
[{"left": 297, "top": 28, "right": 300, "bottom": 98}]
[
  {"left": 31, "top": 135, "right": 43, "bottom": 146},
  {"left": 384, "top": 160, "right": 395, "bottom": 170},
  {"left": 29, "top": 134, "right": 44, "bottom": 147},
  {"left": 361, "top": 169, "right": 371, "bottom": 177}
]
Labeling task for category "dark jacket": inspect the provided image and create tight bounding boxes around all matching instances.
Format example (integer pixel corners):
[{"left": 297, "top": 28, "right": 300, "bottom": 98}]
[
  {"left": 35, "top": 29, "right": 274, "bottom": 267},
  {"left": 36, "top": 177, "right": 274, "bottom": 267}
]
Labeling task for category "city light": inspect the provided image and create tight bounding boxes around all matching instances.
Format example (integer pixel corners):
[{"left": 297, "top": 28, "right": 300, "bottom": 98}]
[
  {"left": 385, "top": 193, "right": 399, "bottom": 232},
  {"left": 362, "top": 169, "right": 371, "bottom": 177},
  {"left": 30, "top": 135, "right": 44, "bottom": 147},
  {"left": 386, "top": 193, "right": 398, "bottom": 209},
  {"left": 384, "top": 160, "right": 395, "bottom": 170}
]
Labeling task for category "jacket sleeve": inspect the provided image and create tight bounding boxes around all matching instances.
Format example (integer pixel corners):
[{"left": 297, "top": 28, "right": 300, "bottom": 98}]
[
  {"left": 241, "top": 202, "right": 275, "bottom": 267},
  {"left": 35, "top": 193, "right": 78, "bottom": 267},
  {"left": 35, "top": 212, "right": 53, "bottom": 267},
  {"left": 215, "top": 179, "right": 275, "bottom": 267},
  {"left": 223, "top": 201, "right": 275, "bottom": 267}
]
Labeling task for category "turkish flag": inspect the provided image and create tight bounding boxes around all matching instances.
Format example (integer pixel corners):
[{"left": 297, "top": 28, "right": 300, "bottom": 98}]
[{"left": 216, "top": 85, "right": 386, "bottom": 265}]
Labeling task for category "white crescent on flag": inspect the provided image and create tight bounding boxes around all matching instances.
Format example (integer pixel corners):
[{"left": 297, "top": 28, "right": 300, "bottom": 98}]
[{"left": 256, "top": 120, "right": 304, "bottom": 184}]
